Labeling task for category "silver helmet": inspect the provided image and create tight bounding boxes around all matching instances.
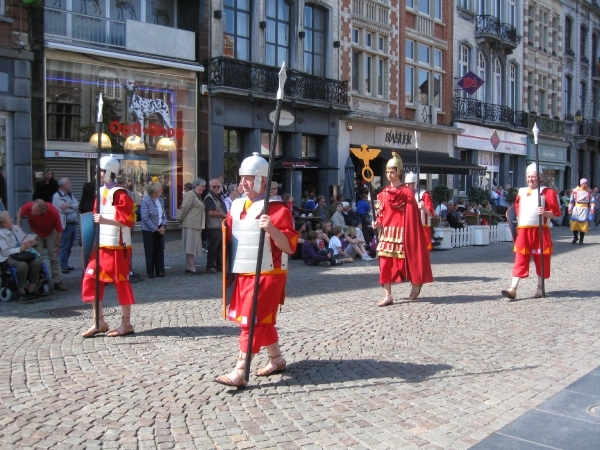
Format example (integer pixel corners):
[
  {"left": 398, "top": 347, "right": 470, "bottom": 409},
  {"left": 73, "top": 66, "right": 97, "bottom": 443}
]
[
  {"left": 239, "top": 152, "right": 269, "bottom": 193},
  {"left": 100, "top": 155, "right": 120, "bottom": 183},
  {"left": 404, "top": 172, "right": 418, "bottom": 184}
]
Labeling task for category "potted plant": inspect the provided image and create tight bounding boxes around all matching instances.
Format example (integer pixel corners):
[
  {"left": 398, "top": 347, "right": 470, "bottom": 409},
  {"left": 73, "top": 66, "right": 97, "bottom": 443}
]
[
  {"left": 430, "top": 185, "right": 451, "bottom": 227},
  {"left": 505, "top": 187, "right": 518, "bottom": 205}
]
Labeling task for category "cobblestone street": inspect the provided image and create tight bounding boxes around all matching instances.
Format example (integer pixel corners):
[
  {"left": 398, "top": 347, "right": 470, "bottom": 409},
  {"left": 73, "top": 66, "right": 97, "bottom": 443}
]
[{"left": 1, "top": 226, "right": 599, "bottom": 449}]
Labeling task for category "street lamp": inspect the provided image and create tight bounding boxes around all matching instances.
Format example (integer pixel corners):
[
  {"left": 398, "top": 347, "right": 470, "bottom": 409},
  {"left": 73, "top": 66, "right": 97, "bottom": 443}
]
[
  {"left": 575, "top": 110, "right": 583, "bottom": 122},
  {"left": 532, "top": 122, "right": 545, "bottom": 298}
]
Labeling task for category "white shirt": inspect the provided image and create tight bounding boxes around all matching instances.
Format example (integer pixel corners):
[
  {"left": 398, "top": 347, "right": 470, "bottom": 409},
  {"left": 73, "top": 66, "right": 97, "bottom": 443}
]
[{"left": 329, "top": 235, "right": 343, "bottom": 256}]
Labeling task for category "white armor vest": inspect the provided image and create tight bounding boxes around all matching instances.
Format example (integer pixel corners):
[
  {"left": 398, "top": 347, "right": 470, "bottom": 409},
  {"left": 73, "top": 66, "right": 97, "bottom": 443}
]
[
  {"left": 99, "top": 186, "right": 132, "bottom": 248},
  {"left": 414, "top": 190, "right": 430, "bottom": 226},
  {"left": 229, "top": 197, "right": 288, "bottom": 274},
  {"left": 517, "top": 186, "right": 547, "bottom": 227}
]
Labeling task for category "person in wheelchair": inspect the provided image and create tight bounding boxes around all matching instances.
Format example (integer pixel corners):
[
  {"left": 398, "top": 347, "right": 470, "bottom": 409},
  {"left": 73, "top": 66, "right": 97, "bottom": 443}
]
[{"left": 0, "top": 211, "right": 41, "bottom": 298}]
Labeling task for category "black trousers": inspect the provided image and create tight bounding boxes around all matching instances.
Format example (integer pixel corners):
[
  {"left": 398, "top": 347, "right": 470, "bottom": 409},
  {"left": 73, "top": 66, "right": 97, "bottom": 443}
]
[
  {"left": 142, "top": 230, "right": 165, "bottom": 277},
  {"left": 206, "top": 228, "right": 222, "bottom": 270}
]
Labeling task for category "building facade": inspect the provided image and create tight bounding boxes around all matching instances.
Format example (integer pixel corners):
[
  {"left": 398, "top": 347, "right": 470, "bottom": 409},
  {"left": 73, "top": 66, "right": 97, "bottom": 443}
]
[
  {"left": 0, "top": 0, "right": 33, "bottom": 217},
  {"left": 31, "top": 0, "right": 205, "bottom": 220}
]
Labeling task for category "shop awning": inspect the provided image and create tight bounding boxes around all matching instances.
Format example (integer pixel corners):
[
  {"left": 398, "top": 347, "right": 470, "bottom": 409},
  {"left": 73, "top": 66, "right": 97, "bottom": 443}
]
[{"left": 374, "top": 148, "right": 487, "bottom": 176}]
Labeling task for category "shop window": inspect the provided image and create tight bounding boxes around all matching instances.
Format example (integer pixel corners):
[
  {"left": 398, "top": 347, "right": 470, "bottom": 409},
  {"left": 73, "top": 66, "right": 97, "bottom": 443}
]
[
  {"left": 146, "top": 0, "right": 174, "bottom": 26},
  {"left": 261, "top": 132, "right": 282, "bottom": 156},
  {"left": 301, "top": 135, "right": 317, "bottom": 158},
  {"left": 47, "top": 93, "right": 81, "bottom": 141}
]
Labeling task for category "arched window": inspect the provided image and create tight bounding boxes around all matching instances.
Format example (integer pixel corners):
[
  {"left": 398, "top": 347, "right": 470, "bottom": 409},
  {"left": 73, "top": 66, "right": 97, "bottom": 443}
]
[
  {"left": 266, "top": 0, "right": 290, "bottom": 67},
  {"left": 493, "top": 58, "right": 501, "bottom": 104},
  {"left": 477, "top": 52, "right": 486, "bottom": 102}
]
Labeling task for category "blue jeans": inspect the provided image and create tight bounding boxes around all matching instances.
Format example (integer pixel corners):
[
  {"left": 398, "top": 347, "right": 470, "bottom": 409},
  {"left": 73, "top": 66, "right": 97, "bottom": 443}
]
[{"left": 59, "top": 222, "right": 77, "bottom": 269}]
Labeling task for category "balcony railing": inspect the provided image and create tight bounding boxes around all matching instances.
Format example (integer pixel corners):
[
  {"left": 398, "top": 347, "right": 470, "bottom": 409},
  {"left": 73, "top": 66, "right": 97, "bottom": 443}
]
[
  {"left": 475, "top": 15, "right": 521, "bottom": 48},
  {"left": 452, "top": 97, "right": 527, "bottom": 128},
  {"left": 45, "top": 7, "right": 126, "bottom": 48},
  {"left": 209, "top": 57, "right": 348, "bottom": 106}
]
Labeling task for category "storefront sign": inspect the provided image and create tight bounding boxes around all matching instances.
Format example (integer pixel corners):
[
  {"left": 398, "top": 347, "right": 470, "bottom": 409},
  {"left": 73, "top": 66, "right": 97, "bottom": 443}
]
[
  {"left": 374, "top": 126, "right": 415, "bottom": 148},
  {"left": 456, "top": 122, "right": 527, "bottom": 155},
  {"left": 109, "top": 121, "right": 184, "bottom": 139},
  {"left": 45, "top": 151, "right": 125, "bottom": 159},
  {"left": 268, "top": 109, "right": 294, "bottom": 127}
]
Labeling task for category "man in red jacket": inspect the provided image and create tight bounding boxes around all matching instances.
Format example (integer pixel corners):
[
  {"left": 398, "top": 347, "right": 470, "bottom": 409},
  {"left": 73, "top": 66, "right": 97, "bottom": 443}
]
[
  {"left": 17, "top": 199, "right": 66, "bottom": 291},
  {"left": 373, "top": 153, "right": 433, "bottom": 306}
]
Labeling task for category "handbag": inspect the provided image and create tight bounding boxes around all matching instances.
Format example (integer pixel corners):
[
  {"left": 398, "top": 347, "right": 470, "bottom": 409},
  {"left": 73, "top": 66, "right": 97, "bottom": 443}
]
[{"left": 11, "top": 251, "right": 35, "bottom": 262}]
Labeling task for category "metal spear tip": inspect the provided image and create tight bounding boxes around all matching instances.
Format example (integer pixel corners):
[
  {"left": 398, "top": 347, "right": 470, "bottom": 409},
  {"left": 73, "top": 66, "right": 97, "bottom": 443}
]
[
  {"left": 414, "top": 130, "right": 419, "bottom": 149},
  {"left": 96, "top": 92, "right": 104, "bottom": 123},
  {"left": 532, "top": 122, "right": 539, "bottom": 144},
  {"left": 277, "top": 62, "right": 287, "bottom": 100}
]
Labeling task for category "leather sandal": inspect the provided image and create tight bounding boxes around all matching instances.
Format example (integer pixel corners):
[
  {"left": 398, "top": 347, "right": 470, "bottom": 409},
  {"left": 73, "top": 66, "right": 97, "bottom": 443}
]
[
  {"left": 501, "top": 288, "right": 517, "bottom": 301},
  {"left": 377, "top": 296, "right": 393, "bottom": 307},
  {"left": 215, "top": 357, "right": 247, "bottom": 388},
  {"left": 255, "top": 354, "right": 287, "bottom": 376},
  {"left": 106, "top": 316, "right": 135, "bottom": 337},
  {"left": 82, "top": 323, "right": 110, "bottom": 338},
  {"left": 405, "top": 284, "right": 422, "bottom": 301}
]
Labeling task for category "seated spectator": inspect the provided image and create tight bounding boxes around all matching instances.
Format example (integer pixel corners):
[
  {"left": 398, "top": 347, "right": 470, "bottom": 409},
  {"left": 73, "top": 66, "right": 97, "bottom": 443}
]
[
  {"left": 344, "top": 226, "right": 373, "bottom": 261},
  {"left": 331, "top": 203, "right": 346, "bottom": 228},
  {"left": 342, "top": 202, "right": 360, "bottom": 227},
  {"left": 326, "top": 196, "right": 337, "bottom": 218},
  {"left": 313, "top": 195, "right": 329, "bottom": 224},
  {"left": 329, "top": 226, "right": 354, "bottom": 263},
  {"left": 319, "top": 220, "right": 333, "bottom": 245},
  {"left": 304, "top": 193, "right": 316, "bottom": 210},
  {"left": 291, "top": 221, "right": 307, "bottom": 259},
  {"left": 480, "top": 200, "right": 504, "bottom": 225},
  {"left": 435, "top": 200, "right": 449, "bottom": 218},
  {"left": 447, "top": 203, "right": 466, "bottom": 229},
  {"left": 457, "top": 199, "right": 467, "bottom": 213},
  {"left": 302, "top": 230, "right": 337, "bottom": 267}
]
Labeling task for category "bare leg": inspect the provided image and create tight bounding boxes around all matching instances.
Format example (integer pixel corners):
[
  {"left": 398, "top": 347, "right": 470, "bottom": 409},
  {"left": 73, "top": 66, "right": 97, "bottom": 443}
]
[
  {"left": 256, "top": 342, "right": 287, "bottom": 376},
  {"left": 378, "top": 283, "right": 393, "bottom": 306},
  {"left": 82, "top": 301, "right": 110, "bottom": 338},
  {"left": 501, "top": 277, "right": 520, "bottom": 300}
]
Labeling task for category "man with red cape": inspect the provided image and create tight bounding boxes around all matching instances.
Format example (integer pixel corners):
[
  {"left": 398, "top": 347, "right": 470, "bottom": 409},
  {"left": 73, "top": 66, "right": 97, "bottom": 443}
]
[{"left": 373, "top": 152, "right": 433, "bottom": 306}]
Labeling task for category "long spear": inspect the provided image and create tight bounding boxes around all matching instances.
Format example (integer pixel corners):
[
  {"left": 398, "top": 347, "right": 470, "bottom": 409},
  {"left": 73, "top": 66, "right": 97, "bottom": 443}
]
[
  {"left": 414, "top": 131, "right": 421, "bottom": 202},
  {"left": 532, "top": 123, "right": 545, "bottom": 297},
  {"left": 244, "top": 63, "right": 287, "bottom": 383},
  {"left": 94, "top": 93, "right": 104, "bottom": 330}
]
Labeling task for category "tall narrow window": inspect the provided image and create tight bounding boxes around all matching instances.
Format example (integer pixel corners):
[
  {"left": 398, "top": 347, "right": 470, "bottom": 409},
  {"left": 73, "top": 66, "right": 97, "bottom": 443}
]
[
  {"left": 509, "top": 0, "right": 516, "bottom": 26},
  {"left": 405, "top": 66, "right": 414, "bottom": 103},
  {"left": 433, "top": 73, "right": 441, "bottom": 108},
  {"left": 365, "top": 56, "right": 372, "bottom": 93},
  {"left": 418, "top": 69, "right": 429, "bottom": 104},
  {"left": 459, "top": 45, "right": 469, "bottom": 98},
  {"left": 265, "top": 0, "right": 290, "bottom": 67},
  {"left": 580, "top": 81, "right": 587, "bottom": 115},
  {"left": 477, "top": 52, "right": 486, "bottom": 102},
  {"left": 493, "top": 58, "right": 501, "bottom": 104},
  {"left": 377, "top": 59, "right": 384, "bottom": 96},
  {"left": 223, "top": 0, "right": 251, "bottom": 60},
  {"left": 434, "top": 0, "right": 442, "bottom": 20},
  {"left": 581, "top": 26, "right": 588, "bottom": 59},
  {"left": 565, "top": 17, "right": 573, "bottom": 51},
  {"left": 564, "top": 75, "right": 572, "bottom": 115},
  {"left": 304, "top": 5, "right": 326, "bottom": 76},
  {"left": 352, "top": 52, "right": 360, "bottom": 91},
  {"left": 493, "top": 0, "right": 501, "bottom": 19},
  {"left": 508, "top": 64, "right": 516, "bottom": 109}
]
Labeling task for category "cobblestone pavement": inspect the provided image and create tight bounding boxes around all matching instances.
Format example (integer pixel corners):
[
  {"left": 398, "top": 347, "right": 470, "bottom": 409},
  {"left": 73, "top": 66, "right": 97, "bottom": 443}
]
[{"left": 1, "top": 226, "right": 600, "bottom": 449}]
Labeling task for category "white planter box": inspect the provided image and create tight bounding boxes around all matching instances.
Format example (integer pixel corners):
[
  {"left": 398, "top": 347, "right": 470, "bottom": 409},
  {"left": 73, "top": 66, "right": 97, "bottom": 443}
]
[
  {"left": 432, "top": 227, "right": 453, "bottom": 249},
  {"left": 470, "top": 225, "right": 490, "bottom": 245},
  {"left": 497, "top": 223, "right": 512, "bottom": 241}
]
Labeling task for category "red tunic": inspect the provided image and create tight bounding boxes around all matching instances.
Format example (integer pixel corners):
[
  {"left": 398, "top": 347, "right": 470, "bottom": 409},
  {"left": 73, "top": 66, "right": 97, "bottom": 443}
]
[
  {"left": 82, "top": 188, "right": 136, "bottom": 305},
  {"left": 512, "top": 187, "right": 561, "bottom": 279},
  {"left": 419, "top": 191, "right": 435, "bottom": 250},
  {"left": 376, "top": 184, "right": 434, "bottom": 285},
  {"left": 226, "top": 199, "right": 298, "bottom": 353}
]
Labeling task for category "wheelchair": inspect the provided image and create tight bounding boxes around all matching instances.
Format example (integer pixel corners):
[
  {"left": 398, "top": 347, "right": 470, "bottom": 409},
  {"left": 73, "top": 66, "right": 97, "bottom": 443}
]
[{"left": 0, "top": 260, "right": 52, "bottom": 301}]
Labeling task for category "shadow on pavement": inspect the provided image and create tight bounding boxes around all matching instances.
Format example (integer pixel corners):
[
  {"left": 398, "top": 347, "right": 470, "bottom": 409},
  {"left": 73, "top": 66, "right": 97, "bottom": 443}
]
[
  {"left": 433, "top": 276, "right": 500, "bottom": 283},
  {"left": 547, "top": 290, "right": 596, "bottom": 299},
  {"left": 277, "top": 359, "right": 453, "bottom": 385},
  {"left": 132, "top": 325, "right": 239, "bottom": 338},
  {"left": 416, "top": 293, "right": 501, "bottom": 304}
]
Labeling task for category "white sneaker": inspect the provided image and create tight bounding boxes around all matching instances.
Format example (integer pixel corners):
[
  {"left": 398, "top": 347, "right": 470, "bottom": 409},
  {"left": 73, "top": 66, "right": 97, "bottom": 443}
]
[
  {"left": 321, "top": 261, "right": 331, "bottom": 267},
  {"left": 362, "top": 255, "right": 373, "bottom": 261},
  {"left": 337, "top": 259, "right": 344, "bottom": 265}
]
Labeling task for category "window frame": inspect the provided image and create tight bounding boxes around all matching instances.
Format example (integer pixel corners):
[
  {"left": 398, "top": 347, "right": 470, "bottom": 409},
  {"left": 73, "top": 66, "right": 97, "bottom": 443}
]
[
  {"left": 265, "top": 0, "right": 290, "bottom": 68},
  {"left": 223, "top": 0, "right": 251, "bottom": 61}
]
